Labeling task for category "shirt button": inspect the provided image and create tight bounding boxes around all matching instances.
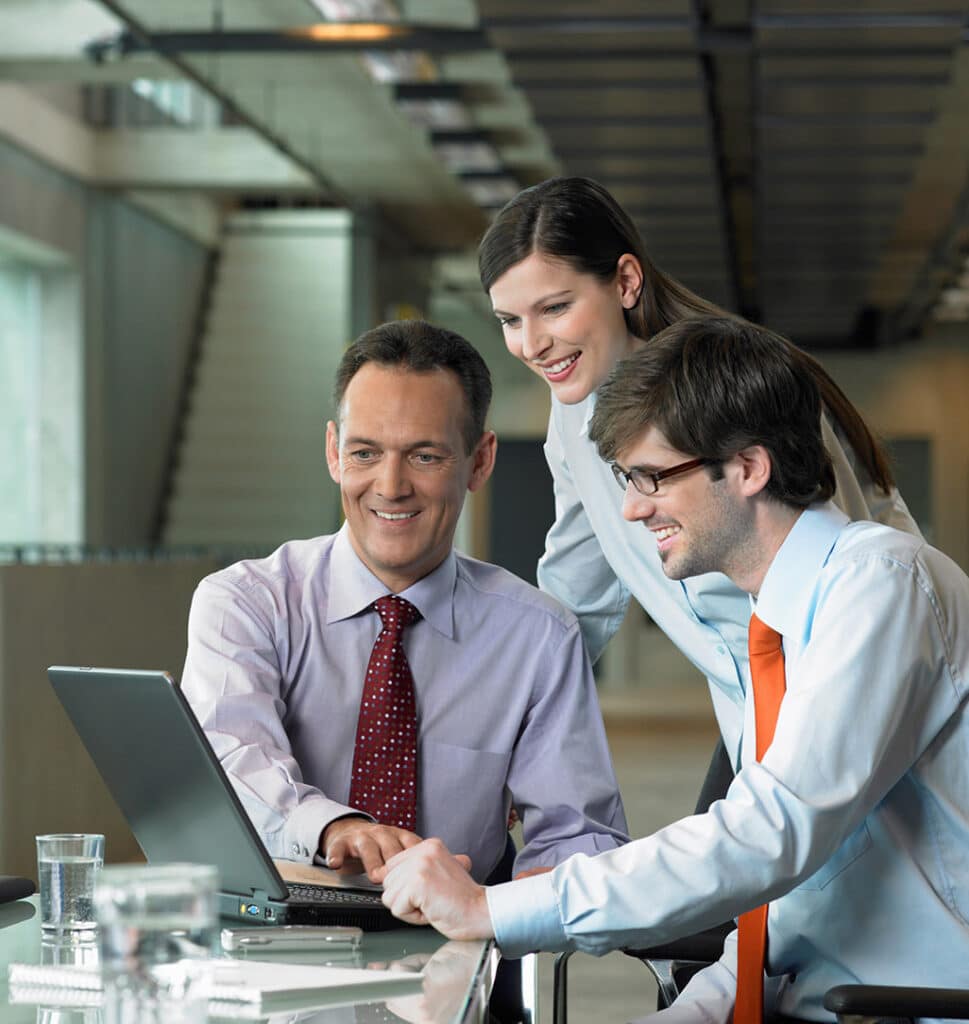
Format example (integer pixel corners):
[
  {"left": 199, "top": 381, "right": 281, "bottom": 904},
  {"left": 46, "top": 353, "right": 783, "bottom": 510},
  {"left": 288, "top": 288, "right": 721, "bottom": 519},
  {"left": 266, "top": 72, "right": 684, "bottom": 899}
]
[
  {"left": 717, "top": 645, "right": 726, "bottom": 655},
  {"left": 291, "top": 843, "right": 301, "bottom": 856}
]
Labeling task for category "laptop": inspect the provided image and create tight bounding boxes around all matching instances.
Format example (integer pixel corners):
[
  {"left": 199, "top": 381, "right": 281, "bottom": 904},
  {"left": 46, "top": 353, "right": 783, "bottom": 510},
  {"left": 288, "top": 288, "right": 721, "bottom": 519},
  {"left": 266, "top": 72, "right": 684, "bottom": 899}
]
[{"left": 48, "top": 666, "right": 402, "bottom": 930}]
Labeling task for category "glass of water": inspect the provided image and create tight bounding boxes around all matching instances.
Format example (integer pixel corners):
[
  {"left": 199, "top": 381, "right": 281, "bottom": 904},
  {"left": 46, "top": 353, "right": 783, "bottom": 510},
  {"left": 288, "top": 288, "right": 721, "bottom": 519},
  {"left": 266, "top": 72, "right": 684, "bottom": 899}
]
[
  {"left": 94, "top": 863, "right": 218, "bottom": 1024},
  {"left": 36, "top": 834, "right": 105, "bottom": 937}
]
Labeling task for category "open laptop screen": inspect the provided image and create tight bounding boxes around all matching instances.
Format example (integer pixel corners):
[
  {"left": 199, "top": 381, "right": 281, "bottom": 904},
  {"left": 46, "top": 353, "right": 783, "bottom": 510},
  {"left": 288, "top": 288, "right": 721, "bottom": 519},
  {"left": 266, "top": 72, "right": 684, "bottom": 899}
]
[{"left": 49, "top": 665, "right": 293, "bottom": 901}]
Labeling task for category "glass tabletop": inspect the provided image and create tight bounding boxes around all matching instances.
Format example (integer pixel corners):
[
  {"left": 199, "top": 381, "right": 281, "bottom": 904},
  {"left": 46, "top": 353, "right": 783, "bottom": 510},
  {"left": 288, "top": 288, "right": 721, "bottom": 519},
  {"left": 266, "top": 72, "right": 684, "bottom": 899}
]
[{"left": 0, "top": 897, "right": 497, "bottom": 1024}]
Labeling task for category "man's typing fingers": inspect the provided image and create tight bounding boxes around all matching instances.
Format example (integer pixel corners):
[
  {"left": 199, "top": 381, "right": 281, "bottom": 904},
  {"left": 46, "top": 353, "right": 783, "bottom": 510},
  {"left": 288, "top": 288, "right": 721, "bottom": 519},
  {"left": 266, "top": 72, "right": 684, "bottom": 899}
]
[
  {"left": 355, "top": 834, "right": 392, "bottom": 880},
  {"left": 328, "top": 823, "right": 424, "bottom": 881},
  {"left": 323, "top": 834, "right": 352, "bottom": 868},
  {"left": 321, "top": 816, "right": 372, "bottom": 867}
]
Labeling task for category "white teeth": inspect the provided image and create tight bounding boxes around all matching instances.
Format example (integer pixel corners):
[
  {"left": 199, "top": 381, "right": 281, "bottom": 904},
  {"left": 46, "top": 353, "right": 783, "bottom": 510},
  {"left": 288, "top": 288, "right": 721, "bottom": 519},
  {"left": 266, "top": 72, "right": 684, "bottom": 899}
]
[
  {"left": 543, "top": 353, "right": 579, "bottom": 374},
  {"left": 375, "top": 511, "right": 417, "bottom": 520},
  {"left": 653, "top": 526, "right": 680, "bottom": 541}
]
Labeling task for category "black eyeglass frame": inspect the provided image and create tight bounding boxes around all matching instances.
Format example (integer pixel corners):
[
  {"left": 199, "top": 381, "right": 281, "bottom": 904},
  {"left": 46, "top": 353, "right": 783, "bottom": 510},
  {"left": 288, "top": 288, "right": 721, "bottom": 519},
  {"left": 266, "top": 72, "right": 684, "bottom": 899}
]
[{"left": 611, "top": 456, "right": 715, "bottom": 496}]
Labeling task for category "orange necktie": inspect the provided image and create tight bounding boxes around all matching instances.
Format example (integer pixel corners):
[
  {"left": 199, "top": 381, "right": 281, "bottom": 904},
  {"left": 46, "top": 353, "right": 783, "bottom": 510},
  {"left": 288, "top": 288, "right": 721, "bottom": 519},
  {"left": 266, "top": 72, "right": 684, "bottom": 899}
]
[{"left": 734, "top": 613, "right": 787, "bottom": 1024}]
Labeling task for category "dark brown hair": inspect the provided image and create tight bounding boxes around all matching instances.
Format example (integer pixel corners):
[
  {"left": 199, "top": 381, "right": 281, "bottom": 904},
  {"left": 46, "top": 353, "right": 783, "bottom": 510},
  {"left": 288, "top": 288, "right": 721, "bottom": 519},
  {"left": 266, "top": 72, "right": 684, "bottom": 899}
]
[
  {"left": 589, "top": 316, "right": 837, "bottom": 509},
  {"left": 334, "top": 320, "right": 492, "bottom": 453},
  {"left": 479, "top": 176, "right": 893, "bottom": 492}
]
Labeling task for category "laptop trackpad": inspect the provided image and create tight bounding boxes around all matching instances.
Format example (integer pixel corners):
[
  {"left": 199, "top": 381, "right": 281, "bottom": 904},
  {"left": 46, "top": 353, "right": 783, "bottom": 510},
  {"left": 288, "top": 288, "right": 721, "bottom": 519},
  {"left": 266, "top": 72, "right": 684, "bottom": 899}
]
[{"left": 274, "top": 860, "right": 382, "bottom": 893}]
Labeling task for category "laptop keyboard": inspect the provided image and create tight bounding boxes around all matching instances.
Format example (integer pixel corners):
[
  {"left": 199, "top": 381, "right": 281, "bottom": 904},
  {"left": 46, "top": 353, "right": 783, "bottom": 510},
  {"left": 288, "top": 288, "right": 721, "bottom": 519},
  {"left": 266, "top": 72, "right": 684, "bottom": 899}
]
[{"left": 287, "top": 882, "right": 384, "bottom": 907}]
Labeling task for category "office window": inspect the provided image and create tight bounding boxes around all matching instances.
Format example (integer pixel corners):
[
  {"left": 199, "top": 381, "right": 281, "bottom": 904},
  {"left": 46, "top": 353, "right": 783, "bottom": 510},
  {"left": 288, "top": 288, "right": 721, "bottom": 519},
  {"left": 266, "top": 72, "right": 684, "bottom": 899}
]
[{"left": 0, "top": 255, "right": 82, "bottom": 545}]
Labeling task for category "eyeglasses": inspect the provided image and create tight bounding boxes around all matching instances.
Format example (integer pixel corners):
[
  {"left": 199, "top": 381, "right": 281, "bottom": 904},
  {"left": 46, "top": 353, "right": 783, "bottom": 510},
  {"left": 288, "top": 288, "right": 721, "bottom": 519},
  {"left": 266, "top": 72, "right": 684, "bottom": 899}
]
[{"left": 611, "top": 456, "right": 714, "bottom": 496}]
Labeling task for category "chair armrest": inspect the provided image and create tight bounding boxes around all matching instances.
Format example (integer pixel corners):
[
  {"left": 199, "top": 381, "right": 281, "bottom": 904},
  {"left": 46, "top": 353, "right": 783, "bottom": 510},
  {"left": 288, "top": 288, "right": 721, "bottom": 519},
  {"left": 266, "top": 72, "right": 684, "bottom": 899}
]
[
  {"left": 825, "top": 984, "right": 969, "bottom": 1020},
  {"left": 624, "top": 921, "right": 735, "bottom": 964},
  {"left": 621, "top": 923, "right": 735, "bottom": 1013}
]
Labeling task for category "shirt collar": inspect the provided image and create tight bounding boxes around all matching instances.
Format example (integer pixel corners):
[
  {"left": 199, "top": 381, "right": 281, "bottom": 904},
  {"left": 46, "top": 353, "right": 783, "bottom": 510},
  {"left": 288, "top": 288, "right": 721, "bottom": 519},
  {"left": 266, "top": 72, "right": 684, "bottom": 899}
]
[
  {"left": 753, "top": 502, "right": 848, "bottom": 639},
  {"left": 578, "top": 390, "right": 596, "bottom": 438},
  {"left": 327, "top": 524, "right": 457, "bottom": 638}
]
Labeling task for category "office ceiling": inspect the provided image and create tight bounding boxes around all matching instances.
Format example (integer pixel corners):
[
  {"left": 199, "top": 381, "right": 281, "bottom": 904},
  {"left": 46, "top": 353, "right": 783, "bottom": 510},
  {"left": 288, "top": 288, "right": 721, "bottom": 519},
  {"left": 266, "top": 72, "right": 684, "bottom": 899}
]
[
  {"left": 480, "top": 0, "right": 969, "bottom": 346},
  {"left": 0, "top": 1, "right": 967, "bottom": 346}
]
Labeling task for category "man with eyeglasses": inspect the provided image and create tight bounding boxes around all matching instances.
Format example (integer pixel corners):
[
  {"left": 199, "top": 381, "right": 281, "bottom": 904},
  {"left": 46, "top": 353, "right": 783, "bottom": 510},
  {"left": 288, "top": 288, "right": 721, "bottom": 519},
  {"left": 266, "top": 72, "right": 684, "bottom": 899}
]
[
  {"left": 377, "top": 316, "right": 969, "bottom": 1024},
  {"left": 611, "top": 455, "right": 714, "bottom": 496}
]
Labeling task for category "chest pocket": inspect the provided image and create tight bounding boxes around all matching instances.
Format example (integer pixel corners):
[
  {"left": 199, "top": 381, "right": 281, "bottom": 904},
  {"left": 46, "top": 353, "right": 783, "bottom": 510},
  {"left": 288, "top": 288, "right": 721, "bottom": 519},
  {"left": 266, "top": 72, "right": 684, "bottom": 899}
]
[
  {"left": 797, "top": 822, "right": 872, "bottom": 891},
  {"left": 421, "top": 740, "right": 511, "bottom": 810}
]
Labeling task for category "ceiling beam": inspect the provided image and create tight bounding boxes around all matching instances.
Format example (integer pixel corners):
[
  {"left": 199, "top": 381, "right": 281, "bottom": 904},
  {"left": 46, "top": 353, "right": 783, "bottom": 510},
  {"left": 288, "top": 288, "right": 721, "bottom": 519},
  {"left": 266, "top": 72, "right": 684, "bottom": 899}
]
[
  {"left": 90, "top": 26, "right": 491, "bottom": 60},
  {"left": 92, "top": 0, "right": 351, "bottom": 205}
]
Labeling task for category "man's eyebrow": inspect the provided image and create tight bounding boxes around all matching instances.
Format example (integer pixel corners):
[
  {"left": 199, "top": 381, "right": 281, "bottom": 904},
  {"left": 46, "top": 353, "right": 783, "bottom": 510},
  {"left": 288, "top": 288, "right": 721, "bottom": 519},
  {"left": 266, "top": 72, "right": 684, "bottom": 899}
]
[
  {"left": 343, "top": 435, "right": 455, "bottom": 453},
  {"left": 619, "top": 459, "right": 674, "bottom": 478},
  {"left": 406, "top": 439, "right": 454, "bottom": 451}
]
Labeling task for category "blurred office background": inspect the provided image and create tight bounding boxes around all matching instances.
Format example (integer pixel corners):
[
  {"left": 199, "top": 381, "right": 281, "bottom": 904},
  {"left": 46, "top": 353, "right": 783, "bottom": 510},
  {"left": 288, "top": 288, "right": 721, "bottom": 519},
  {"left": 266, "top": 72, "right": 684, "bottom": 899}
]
[{"left": 0, "top": 2, "right": 967, "bottom": 1014}]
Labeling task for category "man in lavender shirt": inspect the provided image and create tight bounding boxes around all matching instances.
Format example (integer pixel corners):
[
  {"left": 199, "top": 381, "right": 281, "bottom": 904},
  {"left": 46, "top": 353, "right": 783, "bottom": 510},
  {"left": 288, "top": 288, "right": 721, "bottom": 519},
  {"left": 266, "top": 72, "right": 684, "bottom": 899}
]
[{"left": 181, "top": 319, "right": 628, "bottom": 887}]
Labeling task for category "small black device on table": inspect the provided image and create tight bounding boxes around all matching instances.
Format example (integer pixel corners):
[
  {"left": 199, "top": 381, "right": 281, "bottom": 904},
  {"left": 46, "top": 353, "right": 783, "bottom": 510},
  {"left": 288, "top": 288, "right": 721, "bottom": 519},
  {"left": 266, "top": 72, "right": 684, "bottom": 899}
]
[{"left": 0, "top": 877, "right": 34, "bottom": 904}]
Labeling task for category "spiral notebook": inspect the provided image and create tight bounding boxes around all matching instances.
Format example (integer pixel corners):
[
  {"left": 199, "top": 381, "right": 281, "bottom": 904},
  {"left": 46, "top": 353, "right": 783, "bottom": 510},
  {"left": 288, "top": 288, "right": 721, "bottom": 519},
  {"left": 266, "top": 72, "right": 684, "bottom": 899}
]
[{"left": 9, "top": 959, "right": 423, "bottom": 1014}]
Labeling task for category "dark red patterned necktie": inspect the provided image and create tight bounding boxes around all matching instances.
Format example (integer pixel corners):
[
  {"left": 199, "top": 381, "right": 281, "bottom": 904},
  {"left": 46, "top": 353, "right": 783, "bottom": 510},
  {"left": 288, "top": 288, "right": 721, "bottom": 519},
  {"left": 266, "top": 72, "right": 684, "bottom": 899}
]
[{"left": 348, "top": 596, "right": 421, "bottom": 830}]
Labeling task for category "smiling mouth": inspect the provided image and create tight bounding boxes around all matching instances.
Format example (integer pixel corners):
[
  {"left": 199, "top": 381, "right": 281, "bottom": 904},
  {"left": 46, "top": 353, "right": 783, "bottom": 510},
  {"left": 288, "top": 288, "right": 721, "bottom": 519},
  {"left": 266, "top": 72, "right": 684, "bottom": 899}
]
[
  {"left": 540, "top": 352, "right": 580, "bottom": 378},
  {"left": 373, "top": 510, "right": 419, "bottom": 521},
  {"left": 651, "top": 525, "right": 682, "bottom": 557}
]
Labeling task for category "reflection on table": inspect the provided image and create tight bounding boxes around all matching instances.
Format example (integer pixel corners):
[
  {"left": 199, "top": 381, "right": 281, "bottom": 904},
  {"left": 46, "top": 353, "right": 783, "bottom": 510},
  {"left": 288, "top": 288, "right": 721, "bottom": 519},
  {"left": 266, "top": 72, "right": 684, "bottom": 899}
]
[{"left": 0, "top": 897, "right": 498, "bottom": 1023}]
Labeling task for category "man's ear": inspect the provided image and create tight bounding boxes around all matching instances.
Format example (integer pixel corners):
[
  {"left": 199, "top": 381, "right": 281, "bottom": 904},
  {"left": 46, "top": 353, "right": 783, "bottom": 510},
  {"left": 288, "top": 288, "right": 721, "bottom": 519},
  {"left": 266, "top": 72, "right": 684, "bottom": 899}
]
[
  {"left": 616, "top": 253, "right": 644, "bottom": 310},
  {"left": 467, "top": 431, "right": 497, "bottom": 493},
  {"left": 325, "top": 421, "right": 341, "bottom": 484},
  {"left": 734, "top": 445, "right": 772, "bottom": 497}
]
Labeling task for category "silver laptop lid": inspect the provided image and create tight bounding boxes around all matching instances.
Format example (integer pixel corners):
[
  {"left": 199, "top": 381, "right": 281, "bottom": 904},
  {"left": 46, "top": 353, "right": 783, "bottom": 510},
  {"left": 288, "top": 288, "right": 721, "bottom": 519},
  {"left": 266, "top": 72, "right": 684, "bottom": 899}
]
[{"left": 48, "top": 666, "right": 289, "bottom": 902}]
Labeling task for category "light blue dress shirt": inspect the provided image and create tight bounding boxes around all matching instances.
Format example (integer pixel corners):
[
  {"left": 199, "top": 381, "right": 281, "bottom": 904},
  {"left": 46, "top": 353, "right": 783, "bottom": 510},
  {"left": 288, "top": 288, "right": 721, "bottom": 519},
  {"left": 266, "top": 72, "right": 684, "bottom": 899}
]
[
  {"left": 181, "top": 526, "right": 629, "bottom": 882},
  {"left": 489, "top": 504, "right": 969, "bottom": 1021},
  {"left": 538, "top": 394, "right": 920, "bottom": 761}
]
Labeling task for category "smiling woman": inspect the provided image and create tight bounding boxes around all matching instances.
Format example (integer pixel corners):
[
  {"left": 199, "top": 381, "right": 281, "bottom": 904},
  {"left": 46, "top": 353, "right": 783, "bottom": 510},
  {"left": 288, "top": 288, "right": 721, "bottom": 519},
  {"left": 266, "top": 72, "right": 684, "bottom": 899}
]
[
  {"left": 488, "top": 250, "right": 643, "bottom": 406},
  {"left": 477, "top": 176, "right": 922, "bottom": 706}
]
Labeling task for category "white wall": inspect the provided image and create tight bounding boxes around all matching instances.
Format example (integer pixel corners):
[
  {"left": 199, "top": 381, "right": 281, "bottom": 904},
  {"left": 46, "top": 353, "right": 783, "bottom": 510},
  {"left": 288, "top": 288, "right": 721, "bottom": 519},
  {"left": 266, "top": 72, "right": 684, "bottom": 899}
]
[
  {"left": 165, "top": 209, "right": 374, "bottom": 548},
  {"left": 0, "top": 135, "right": 212, "bottom": 547}
]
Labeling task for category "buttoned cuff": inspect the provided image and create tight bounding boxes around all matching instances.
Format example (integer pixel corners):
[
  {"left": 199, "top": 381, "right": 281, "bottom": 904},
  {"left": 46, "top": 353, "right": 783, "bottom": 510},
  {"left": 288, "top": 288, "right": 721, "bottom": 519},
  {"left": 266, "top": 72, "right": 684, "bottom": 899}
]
[
  {"left": 486, "top": 873, "right": 565, "bottom": 959},
  {"left": 276, "top": 797, "right": 374, "bottom": 864}
]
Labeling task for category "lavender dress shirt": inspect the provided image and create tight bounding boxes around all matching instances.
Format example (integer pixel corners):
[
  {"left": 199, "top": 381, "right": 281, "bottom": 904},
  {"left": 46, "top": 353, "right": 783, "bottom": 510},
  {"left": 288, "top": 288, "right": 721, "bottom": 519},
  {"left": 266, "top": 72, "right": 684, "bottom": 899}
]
[{"left": 181, "top": 526, "right": 629, "bottom": 882}]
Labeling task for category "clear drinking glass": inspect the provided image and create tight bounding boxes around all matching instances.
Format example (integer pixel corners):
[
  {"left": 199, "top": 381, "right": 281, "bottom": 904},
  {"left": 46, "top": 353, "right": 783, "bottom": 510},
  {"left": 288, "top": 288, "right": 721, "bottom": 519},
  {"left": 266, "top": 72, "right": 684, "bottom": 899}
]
[
  {"left": 35, "top": 834, "right": 105, "bottom": 937},
  {"left": 94, "top": 863, "right": 218, "bottom": 1024}
]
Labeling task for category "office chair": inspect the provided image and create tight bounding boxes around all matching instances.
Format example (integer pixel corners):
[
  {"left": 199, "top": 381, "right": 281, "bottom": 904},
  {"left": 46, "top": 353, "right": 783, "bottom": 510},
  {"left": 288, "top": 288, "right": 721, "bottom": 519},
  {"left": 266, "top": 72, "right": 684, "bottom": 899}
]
[
  {"left": 552, "top": 738, "right": 736, "bottom": 1024},
  {"left": 824, "top": 985, "right": 969, "bottom": 1022},
  {"left": 553, "top": 739, "right": 969, "bottom": 1024}
]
